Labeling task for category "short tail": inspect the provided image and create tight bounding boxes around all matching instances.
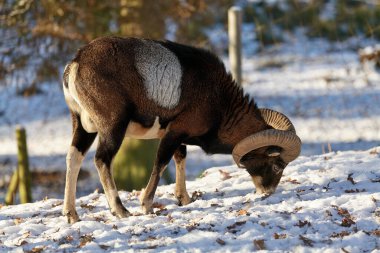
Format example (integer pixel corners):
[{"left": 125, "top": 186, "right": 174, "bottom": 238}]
[{"left": 63, "top": 63, "right": 72, "bottom": 89}]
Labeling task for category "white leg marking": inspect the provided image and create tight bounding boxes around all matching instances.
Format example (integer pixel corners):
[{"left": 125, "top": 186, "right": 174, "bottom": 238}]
[
  {"left": 63, "top": 146, "right": 84, "bottom": 223},
  {"left": 175, "top": 159, "right": 191, "bottom": 205}
]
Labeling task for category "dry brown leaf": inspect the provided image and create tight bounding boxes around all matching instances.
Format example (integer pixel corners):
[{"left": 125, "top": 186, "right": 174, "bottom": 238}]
[
  {"left": 341, "top": 217, "right": 356, "bottom": 227},
  {"left": 273, "top": 233, "right": 287, "bottom": 239},
  {"left": 216, "top": 238, "right": 226, "bottom": 246},
  {"left": 371, "top": 229, "right": 380, "bottom": 236},
  {"left": 219, "top": 170, "right": 232, "bottom": 180},
  {"left": 22, "top": 231, "right": 31, "bottom": 238},
  {"left": 147, "top": 236, "right": 157, "bottom": 241},
  {"left": 191, "top": 191, "right": 203, "bottom": 201},
  {"left": 299, "top": 235, "right": 314, "bottom": 247},
  {"left": 27, "top": 247, "right": 45, "bottom": 253},
  {"left": 227, "top": 221, "right": 246, "bottom": 230},
  {"left": 330, "top": 231, "right": 350, "bottom": 238},
  {"left": 79, "top": 234, "right": 94, "bottom": 247},
  {"left": 253, "top": 239, "right": 266, "bottom": 250},
  {"left": 17, "top": 240, "right": 28, "bottom": 246},
  {"left": 51, "top": 201, "right": 63, "bottom": 208},
  {"left": 285, "top": 178, "right": 301, "bottom": 184},
  {"left": 152, "top": 202, "right": 166, "bottom": 210},
  {"left": 237, "top": 209, "right": 249, "bottom": 216},
  {"left": 99, "top": 245, "right": 110, "bottom": 250},
  {"left": 14, "top": 218, "right": 24, "bottom": 225},
  {"left": 80, "top": 203, "right": 95, "bottom": 211},
  {"left": 341, "top": 247, "right": 350, "bottom": 253},
  {"left": 65, "top": 235, "right": 74, "bottom": 243},
  {"left": 95, "top": 216, "right": 106, "bottom": 222},
  {"left": 186, "top": 222, "right": 199, "bottom": 232},
  {"left": 332, "top": 205, "right": 349, "bottom": 217},
  {"left": 370, "top": 149, "right": 379, "bottom": 155},
  {"left": 295, "top": 220, "right": 311, "bottom": 228},
  {"left": 344, "top": 189, "right": 366, "bottom": 193},
  {"left": 347, "top": 173, "right": 356, "bottom": 185},
  {"left": 167, "top": 214, "right": 174, "bottom": 222}
]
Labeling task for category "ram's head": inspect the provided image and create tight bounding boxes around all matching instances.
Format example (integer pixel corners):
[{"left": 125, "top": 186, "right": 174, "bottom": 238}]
[{"left": 233, "top": 109, "right": 301, "bottom": 195}]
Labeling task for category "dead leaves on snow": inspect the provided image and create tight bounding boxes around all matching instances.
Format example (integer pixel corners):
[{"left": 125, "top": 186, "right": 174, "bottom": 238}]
[
  {"left": 227, "top": 221, "right": 246, "bottom": 233},
  {"left": 295, "top": 220, "right": 311, "bottom": 228},
  {"left": 80, "top": 203, "right": 95, "bottom": 211},
  {"left": 273, "top": 233, "right": 287, "bottom": 239},
  {"left": 237, "top": 209, "right": 250, "bottom": 216},
  {"left": 25, "top": 247, "right": 45, "bottom": 253},
  {"left": 330, "top": 231, "right": 351, "bottom": 238},
  {"left": 299, "top": 235, "right": 314, "bottom": 247},
  {"left": 219, "top": 170, "right": 232, "bottom": 180},
  {"left": 191, "top": 190, "right": 204, "bottom": 202},
  {"left": 79, "top": 234, "right": 94, "bottom": 248},
  {"left": 344, "top": 188, "right": 366, "bottom": 193},
  {"left": 253, "top": 239, "right": 266, "bottom": 250},
  {"left": 347, "top": 173, "right": 356, "bottom": 185},
  {"left": 331, "top": 205, "right": 356, "bottom": 227},
  {"left": 284, "top": 178, "right": 301, "bottom": 185},
  {"left": 216, "top": 238, "right": 226, "bottom": 245}
]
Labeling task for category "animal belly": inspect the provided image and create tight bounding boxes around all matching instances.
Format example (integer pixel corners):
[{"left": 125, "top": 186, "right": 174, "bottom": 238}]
[{"left": 125, "top": 118, "right": 165, "bottom": 139}]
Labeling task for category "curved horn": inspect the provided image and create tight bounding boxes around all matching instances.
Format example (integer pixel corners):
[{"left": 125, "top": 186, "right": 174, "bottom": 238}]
[
  {"left": 232, "top": 109, "right": 301, "bottom": 168},
  {"left": 259, "top": 108, "right": 295, "bottom": 133}
]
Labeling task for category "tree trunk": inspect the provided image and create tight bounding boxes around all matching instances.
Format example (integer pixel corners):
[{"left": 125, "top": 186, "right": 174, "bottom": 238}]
[{"left": 113, "top": 138, "right": 173, "bottom": 191}]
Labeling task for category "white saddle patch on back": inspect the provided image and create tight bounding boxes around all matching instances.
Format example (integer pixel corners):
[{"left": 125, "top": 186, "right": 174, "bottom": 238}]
[{"left": 135, "top": 40, "right": 182, "bottom": 109}]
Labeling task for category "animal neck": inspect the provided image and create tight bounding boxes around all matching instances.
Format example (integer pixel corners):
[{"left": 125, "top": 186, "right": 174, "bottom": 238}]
[{"left": 218, "top": 84, "right": 269, "bottom": 149}]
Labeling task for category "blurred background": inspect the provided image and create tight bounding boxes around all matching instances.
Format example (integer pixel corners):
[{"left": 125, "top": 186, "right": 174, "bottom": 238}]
[{"left": 0, "top": 0, "right": 379, "bottom": 203}]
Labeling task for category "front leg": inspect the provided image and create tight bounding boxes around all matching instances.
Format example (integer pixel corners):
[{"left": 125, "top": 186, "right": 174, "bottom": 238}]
[
  {"left": 140, "top": 132, "right": 185, "bottom": 214},
  {"left": 174, "top": 145, "right": 191, "bottom": 206}
]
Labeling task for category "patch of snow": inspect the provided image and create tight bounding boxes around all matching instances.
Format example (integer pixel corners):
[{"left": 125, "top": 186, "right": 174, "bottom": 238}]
[{"left": 0, "top": 148, "right": 379, "bottom": 252}]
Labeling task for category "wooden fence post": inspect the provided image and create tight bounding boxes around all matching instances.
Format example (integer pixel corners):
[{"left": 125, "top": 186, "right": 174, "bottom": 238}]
[
  {"left": 5, "top": 169, "right": 19, "bottom": 205},
  {"left": 15, "top": 126, "right": 32, "bottom": 203},
  {"left": 228, "top": 6, "right": 242, "bottom": 86}
]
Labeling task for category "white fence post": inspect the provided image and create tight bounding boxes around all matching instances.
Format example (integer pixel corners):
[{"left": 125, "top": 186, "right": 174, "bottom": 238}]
[{"left": 228, "top": 6, "right": 242, "bottom": 86}]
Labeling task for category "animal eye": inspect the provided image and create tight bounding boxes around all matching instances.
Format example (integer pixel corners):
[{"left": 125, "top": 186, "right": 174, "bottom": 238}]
[{"left": 272, "top": 164, "right": 283, "bottom": 174}]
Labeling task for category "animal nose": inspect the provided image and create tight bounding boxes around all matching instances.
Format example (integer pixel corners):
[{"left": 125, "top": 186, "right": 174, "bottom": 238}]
[{"left": 255, "top": 186, "right": 276, "bottom": 195}]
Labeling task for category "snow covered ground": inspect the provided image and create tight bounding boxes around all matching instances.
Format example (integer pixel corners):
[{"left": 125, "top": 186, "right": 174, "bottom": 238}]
[{"left": 0, "top": 147, "right": 379, "bottom": 252}]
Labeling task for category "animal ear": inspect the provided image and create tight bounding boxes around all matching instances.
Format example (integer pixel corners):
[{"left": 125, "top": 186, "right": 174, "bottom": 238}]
[{"left": 265, "top": 146, "right": 282, "bottom": 157}]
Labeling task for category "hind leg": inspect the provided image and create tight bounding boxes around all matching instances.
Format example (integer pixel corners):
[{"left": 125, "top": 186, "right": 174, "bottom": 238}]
[
  {"left": 63, "top": 112, "right": 97, "bottom": 224},
  {"left": 94, "top": 126, "right": 131, "bottom": 218},
  {"left": 174, "top": 145, "right": 191, "bottom": 206}
]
